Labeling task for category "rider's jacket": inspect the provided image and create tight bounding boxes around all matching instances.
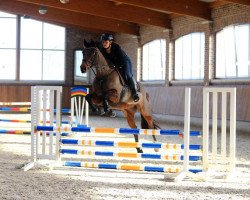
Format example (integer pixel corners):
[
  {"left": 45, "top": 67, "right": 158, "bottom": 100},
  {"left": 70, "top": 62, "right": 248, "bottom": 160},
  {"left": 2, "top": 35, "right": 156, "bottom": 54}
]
[{"left": 99, "top": 42, "right": 130, "bottom": 69}]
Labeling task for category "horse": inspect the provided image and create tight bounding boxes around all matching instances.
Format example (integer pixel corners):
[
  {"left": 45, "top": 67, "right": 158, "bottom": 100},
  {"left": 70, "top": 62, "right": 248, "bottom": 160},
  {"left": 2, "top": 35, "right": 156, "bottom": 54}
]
[{"left": 80, "top": 40, "right": 160, "bottom": 153}]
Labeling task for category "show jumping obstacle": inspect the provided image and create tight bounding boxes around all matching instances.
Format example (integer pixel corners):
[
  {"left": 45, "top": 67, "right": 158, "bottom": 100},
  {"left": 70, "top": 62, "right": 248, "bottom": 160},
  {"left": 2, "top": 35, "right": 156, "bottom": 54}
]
[
  {"left": 0, "top": 87, "right": 88, "bottom": 135},
  {"left": 23, "top": 86, "right": 237, "bottom": 182}
]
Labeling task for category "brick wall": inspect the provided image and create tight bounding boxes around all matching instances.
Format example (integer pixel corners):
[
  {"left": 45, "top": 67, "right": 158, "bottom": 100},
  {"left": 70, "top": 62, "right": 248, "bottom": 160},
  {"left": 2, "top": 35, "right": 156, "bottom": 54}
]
[{"left": 212, "top": 3, "right": 250, "bottom": 32}]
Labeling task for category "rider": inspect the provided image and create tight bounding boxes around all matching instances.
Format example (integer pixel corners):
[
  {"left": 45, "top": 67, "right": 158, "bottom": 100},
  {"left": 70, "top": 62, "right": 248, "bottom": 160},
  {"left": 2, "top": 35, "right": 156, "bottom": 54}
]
[{"left": 99, "top": 33, "right": 140, "bottom": 102}]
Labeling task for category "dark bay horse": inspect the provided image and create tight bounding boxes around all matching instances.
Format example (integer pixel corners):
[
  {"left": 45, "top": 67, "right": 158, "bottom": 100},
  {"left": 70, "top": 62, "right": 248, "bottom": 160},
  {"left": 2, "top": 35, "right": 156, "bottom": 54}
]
[{"left": 80, "top": 40, "right": 160, "bottom": 153}]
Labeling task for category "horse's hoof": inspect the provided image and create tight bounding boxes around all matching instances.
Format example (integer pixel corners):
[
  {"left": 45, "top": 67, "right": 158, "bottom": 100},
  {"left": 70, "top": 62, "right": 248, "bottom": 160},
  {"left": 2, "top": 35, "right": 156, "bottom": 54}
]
[
  {"left": 133, "top": 94, "right": 140, "bottom": 102},
  {"left": 136, "top": 148, "right": 143, "bottom": 153}
]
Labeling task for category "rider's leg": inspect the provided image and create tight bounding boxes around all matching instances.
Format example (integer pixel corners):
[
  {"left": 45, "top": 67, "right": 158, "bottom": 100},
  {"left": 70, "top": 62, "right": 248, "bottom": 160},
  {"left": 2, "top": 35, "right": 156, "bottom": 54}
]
[
  {"left": 124, "top": 59, "right": 139, "bottom": 102},
  {"left": 128, "top": 76, "right": 139, "bottom": 102}
]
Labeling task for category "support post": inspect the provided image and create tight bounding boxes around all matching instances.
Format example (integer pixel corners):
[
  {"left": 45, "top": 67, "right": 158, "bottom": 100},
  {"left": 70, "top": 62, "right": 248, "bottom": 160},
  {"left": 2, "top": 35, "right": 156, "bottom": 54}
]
[{"left": 174, "top": 88, "right": 191, "bottom": 182}]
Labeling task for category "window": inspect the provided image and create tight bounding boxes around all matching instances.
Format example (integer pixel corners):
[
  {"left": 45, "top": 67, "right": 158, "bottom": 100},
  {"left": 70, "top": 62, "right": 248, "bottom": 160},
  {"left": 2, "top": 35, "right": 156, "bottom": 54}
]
[
  {"left": 74, "top": 49, "right": 88, "bottom": 82},
  {"left": 0, "top": 11, "right": 66, "bottom": 82},
  {"left": 216, "top": 24, "right": 250, "bottom": 78},
  {"left": 0, "top": 11, "right": 16, "bottom": 80},
  {"left": 142, "top": 39, "right": 166, "bottom": 81},
  {"left": 175, "top": 32, "right": 205, "bottom": 80},
  {"left": 20, "top": 18, "right": 65, "bottom": 81}
]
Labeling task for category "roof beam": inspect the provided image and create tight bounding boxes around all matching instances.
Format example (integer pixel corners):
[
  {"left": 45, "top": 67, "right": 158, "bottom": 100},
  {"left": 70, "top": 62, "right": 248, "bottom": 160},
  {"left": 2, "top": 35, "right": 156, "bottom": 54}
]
[
  {"left": 110, "top": 0, "right": 211, "bottom": 20},
  {"left": 41, "top": 19, "right": 110, "bottom": 35},
  {"left": 0, "top": 0, "right": 139, "bottom": 35},
  {"left": 223, "top": 0, "right": 250, "bottom": 6},
  {"left": 15, "top": 0, "right": 171, "bottom": 29}
]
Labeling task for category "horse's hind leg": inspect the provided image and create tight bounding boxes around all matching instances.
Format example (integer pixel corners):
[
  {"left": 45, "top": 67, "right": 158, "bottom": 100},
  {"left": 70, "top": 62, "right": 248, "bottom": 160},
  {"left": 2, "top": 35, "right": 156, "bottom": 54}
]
[
  {"left": 123, "top": 109, "right": 143, "bottom": 153},
  {"left": 138, "top": 107, "right": 159, "bottom": 152}
]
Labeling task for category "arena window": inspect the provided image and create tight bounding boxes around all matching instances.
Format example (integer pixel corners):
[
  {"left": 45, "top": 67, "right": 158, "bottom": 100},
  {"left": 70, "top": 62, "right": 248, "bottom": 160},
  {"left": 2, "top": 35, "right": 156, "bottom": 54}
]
[
  {"left": 0, "top": 11, "right": 66, "bottom": 83},
  {"left": 174, "top": 32, "right": 205, "bottom": 80},
  {"left": 216, "top": 24, "right": 250, "bottom": 79},
  {"left": 20, "top": 18, "right": 65, "bottom": 81},
  {"left": 141, "top": 39, "right": 166, "bottom": 82},
  {"left": 0, "top": 11, "right": 17, "bottom": 80}
]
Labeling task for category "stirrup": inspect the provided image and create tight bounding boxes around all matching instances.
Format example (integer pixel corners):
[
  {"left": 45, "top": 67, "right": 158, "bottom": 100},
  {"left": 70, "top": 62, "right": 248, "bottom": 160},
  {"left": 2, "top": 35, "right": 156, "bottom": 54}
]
[{"left": 133, "top": 93, "right": 140, "bottom": 102}]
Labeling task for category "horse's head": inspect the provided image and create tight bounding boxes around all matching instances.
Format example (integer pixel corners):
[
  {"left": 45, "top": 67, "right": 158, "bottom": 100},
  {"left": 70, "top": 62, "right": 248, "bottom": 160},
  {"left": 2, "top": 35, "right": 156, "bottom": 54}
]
[{"left": 80, "top": 39, "right": 98, "bottom": 73}]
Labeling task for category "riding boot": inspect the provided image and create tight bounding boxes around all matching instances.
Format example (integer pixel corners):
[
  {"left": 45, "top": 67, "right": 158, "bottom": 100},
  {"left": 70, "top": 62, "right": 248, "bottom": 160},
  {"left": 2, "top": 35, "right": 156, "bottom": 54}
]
[{"left": 128, "top": 77, "right": 140, "bottom": 102}]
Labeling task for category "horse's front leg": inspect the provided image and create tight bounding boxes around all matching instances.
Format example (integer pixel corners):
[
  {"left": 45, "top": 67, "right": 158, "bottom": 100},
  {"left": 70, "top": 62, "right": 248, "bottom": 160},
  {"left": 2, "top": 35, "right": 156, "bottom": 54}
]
[
  {"left": 85, "top": 93, "right": 98, "bottom": 112},
  {"left": 102, "top": 92, "right": 110, "bottom": 112},
  {"left": 86, "top": 93, "right": 103, "bottom": 115},
  {"left": 123, "top": 109, "right": 143, "bottom": 153}
]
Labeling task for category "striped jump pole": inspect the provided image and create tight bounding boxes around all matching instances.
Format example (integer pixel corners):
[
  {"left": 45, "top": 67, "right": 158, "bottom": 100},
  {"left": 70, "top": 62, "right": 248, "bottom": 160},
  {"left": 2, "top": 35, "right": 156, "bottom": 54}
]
[
  {"left": 0, "top": 102, "right": 31, "bottom": 106},
  {"left": 60, "top": 148, "right": 201, "bottom": 161},
  {"left": 35, "top": 125, "right": 201, "bottom": 137},
  {"left": 63, "top": 161, "right": 202, "bottom": 174},
  {"left": 0, "top": 129, "right": 31, "bottom": 134},
  {"left": 0, "top": 107, "right": 70, "bottom": 113},
  {"left": 0, "top": 107, "right": 30, "bottom": 112},
  {"left": 0, "top": 119, "right": 70, "bottom": 124},
  {"left": 60, "top": 138, "right": 202, "bottom": 150}
]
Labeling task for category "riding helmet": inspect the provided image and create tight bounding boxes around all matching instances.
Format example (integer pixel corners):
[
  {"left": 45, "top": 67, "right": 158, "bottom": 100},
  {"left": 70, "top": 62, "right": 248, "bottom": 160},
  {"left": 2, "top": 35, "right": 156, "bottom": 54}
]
[{"left": 101, "top": 33, "right": 114, "bottom": 41}]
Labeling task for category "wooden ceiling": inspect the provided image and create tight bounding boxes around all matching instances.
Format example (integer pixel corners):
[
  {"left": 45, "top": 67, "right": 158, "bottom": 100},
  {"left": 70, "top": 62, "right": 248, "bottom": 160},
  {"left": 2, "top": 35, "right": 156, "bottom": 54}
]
[{"left": 0, "top": 0, "right": 249, "bottom": 36}]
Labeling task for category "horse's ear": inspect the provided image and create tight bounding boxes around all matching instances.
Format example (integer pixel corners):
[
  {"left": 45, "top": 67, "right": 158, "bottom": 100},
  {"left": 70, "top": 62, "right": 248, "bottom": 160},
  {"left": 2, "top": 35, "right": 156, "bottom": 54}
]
[
  {"left": 90, "top": 39, "right": 96, "bottom": 47},
  {"left": 96, "top": 41, "right": 102, "bottom": 50},
  {"left": 83, "top": 39, "right": 89, "bottom": 48}
]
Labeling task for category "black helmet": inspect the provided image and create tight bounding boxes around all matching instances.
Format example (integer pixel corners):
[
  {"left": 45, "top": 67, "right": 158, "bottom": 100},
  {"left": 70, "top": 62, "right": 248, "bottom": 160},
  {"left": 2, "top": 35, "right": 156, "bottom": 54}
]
[{"left": 101, "top": 33, "right": 113, "bottom": 41}]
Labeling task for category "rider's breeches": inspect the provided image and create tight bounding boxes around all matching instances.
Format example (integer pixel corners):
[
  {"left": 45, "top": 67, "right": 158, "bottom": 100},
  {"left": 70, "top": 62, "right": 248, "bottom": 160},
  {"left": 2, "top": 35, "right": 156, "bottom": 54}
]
[
  {"left": 122, "top": 59, "right": 138, "bottom": 94},
  {"left": 123, "top": 59, "right": 133, "bottom": 80}
]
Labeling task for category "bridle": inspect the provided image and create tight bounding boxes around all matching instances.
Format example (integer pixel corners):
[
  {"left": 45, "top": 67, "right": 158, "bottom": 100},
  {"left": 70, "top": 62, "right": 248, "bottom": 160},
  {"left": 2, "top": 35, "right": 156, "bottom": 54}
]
[
  {"left": 82, "top": 47, "right": 115, "bottom": 77},
  {"left": 82, "top": 47, "right": 97, "bottom": 74}
]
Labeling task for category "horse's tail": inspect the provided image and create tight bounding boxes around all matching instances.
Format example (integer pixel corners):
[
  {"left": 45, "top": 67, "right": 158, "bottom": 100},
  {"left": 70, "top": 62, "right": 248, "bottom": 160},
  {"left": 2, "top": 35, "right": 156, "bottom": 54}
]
[{"left": 141, "top": 114, "right": 161, "bottom": 129}]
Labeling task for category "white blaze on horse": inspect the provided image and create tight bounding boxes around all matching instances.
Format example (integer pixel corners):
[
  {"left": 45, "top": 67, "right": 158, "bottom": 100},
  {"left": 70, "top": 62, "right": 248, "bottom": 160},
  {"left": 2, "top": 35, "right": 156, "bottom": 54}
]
[{"left": 80, "top": 40, "right": 160, "bottom": 153}]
